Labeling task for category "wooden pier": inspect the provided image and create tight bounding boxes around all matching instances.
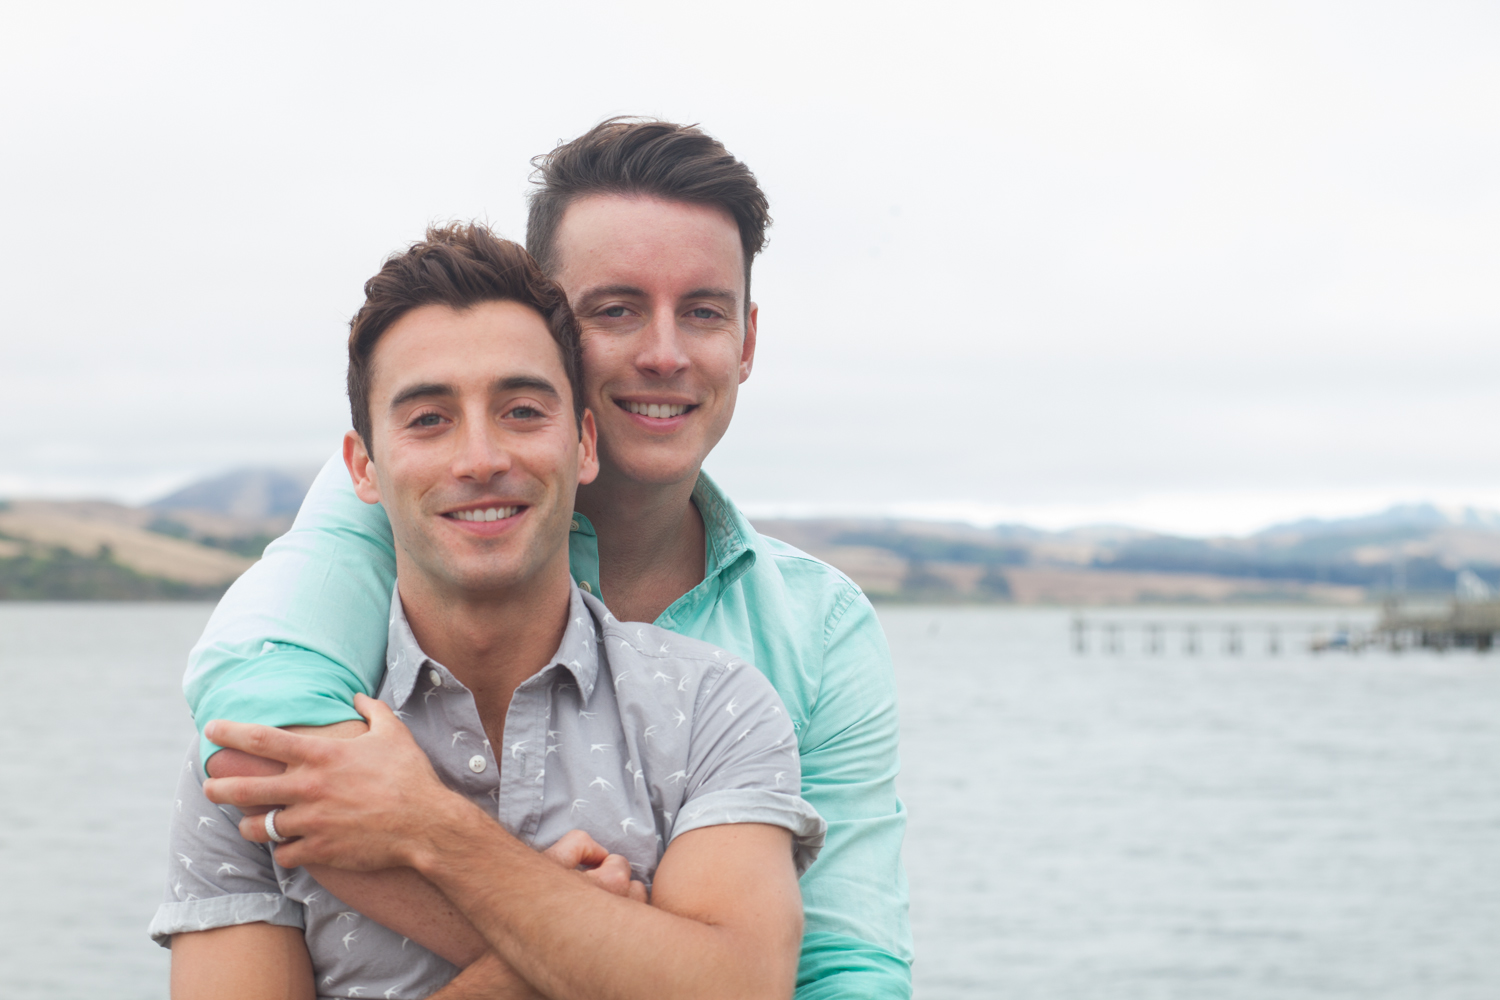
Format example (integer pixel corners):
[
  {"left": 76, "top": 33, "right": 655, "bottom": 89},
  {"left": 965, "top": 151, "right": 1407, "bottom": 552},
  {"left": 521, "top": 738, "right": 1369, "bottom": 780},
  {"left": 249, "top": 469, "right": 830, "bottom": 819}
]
[
  {"left": 1072, "top": 616, "right": 1374, "bottom": 656},
  {"left": 1074, "top": 598, "right": 1500, "bottom": 655}
]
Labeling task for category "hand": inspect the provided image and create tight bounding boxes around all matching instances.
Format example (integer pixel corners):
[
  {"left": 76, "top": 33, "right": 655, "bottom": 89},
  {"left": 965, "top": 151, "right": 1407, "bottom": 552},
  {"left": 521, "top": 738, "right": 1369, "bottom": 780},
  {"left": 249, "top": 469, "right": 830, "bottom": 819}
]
[
  {"left": 543, "top": 830, "right": 649, "bottom": 903},
  {"left": 206, "top": 720, "right": 369, "bottom": 819},
  {"left": 203, "top": 694, "right": 473, "bottom": 871}
]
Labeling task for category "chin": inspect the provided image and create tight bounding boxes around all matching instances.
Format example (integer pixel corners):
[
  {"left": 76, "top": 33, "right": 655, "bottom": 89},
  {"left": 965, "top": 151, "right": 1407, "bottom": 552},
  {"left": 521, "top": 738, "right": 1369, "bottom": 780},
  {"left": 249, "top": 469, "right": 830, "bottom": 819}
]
[
  {"left": 609, "top": 451, "right": 706, "bottom": 488},
  {"left": 442, "top": 563, "right": 531, "bottom": 594}
]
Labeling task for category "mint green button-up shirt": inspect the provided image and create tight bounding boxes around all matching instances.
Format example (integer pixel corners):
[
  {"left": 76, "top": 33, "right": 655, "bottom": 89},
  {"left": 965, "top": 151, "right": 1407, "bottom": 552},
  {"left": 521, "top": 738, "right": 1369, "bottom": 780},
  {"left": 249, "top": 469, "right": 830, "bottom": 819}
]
[{"left": 184, "top": 456, "right": 912, "bottom": 998}]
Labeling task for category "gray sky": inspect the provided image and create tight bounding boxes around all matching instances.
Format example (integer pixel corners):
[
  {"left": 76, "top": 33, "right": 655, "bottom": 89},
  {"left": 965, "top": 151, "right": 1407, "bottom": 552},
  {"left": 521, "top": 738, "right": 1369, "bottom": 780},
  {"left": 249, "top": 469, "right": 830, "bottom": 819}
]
[{"left": 3, "top": 1, "right": 1497, "bottom": 534}]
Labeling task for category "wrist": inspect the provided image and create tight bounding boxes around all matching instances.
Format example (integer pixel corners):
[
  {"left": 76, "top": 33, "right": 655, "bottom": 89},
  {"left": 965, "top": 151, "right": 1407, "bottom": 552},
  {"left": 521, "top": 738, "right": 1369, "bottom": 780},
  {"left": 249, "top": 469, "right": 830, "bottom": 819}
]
[{"left": 407, "top": 792, "right": 508, "bottom": 877}]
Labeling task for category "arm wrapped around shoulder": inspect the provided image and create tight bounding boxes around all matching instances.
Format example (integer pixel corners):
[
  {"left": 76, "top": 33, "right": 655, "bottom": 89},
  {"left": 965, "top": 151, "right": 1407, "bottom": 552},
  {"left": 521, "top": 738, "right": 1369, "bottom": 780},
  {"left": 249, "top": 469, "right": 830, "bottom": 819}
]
[{"left": 184, "top": 454, "right": 398, "bottom": 773}]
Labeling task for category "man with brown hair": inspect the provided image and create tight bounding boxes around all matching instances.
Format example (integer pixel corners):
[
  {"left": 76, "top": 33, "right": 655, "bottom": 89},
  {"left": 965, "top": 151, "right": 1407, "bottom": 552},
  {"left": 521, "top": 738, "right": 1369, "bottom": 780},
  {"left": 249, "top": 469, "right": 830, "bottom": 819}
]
[
  {"left": 158, "top": 224, "right": 824, "bottom": 998},
  {"left": 180, "top": 119, "right": 912, "bottom": 997}
]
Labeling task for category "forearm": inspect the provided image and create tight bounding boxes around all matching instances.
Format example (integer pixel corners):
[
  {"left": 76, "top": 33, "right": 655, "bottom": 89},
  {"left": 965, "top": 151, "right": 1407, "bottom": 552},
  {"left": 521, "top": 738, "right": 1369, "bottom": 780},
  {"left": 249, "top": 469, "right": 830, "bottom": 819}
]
[
  {"left": 215, "top": 722, "right": 490, "bottom": 968},
  {"left": 304, "top": 865, "right": 487, "bottom": 968},
  {"left": 415, "top": 800, "right": 793, "bottom": 1000},
  {"left": 425, "top": 951, "right": 544, "bottom": 1000}
]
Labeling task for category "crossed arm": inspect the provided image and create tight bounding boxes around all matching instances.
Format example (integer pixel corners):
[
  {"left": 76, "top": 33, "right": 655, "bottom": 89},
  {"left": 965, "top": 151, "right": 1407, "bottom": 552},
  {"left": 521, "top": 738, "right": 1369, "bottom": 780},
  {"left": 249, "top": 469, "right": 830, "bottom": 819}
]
[
  {"left": 169, "top": 829, "right": 649, "bottom": 1000},
  {"left": 189, "top": 695, "right": 803, "bottom": 1000}
]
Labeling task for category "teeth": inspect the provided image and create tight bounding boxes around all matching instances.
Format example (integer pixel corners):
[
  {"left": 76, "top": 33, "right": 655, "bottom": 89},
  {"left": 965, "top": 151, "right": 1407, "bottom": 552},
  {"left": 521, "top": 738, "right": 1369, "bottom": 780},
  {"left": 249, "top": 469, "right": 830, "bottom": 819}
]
[
  {"left": 452, "top": 507, "right": 518, "bottom": 522},
  {"left": 624, "top": 401, "right": 688, "bottom": 418}
]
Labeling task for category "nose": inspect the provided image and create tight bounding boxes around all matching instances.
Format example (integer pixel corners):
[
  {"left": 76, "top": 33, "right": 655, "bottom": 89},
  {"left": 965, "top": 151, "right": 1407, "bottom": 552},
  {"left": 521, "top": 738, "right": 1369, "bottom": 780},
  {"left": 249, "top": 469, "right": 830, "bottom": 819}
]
[
  {"left": 636, "top": 310, "right": 691, "bottom": 379},
  {"left": 450, "top": 409, "right": 511, "bottom": 484}
]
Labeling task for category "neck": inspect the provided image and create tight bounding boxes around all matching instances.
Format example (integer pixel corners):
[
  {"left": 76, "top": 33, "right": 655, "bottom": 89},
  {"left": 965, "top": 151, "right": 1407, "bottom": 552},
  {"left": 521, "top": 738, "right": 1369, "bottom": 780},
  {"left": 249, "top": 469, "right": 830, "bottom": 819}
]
[
  {"left": 574, "top": 462, "right": 706, "bottom": 624},
  {"left": 397, "top": 556, "right": 573, "bottom": 711}
]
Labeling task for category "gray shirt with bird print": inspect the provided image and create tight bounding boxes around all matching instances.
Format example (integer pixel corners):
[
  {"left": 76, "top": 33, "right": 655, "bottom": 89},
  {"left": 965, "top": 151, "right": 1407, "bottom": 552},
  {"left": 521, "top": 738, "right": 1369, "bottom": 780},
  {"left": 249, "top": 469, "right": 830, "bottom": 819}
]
[{"left": 151, "top": 583, "right": 825, "bottom": 1000}]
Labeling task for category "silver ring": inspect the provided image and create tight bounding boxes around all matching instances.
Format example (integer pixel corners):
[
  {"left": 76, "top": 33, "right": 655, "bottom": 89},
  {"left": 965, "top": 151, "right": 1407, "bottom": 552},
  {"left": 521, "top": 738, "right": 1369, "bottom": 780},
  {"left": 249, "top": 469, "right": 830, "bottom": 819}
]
[{"left": 264, "top": 807, "right": 290, "bottom": 845}]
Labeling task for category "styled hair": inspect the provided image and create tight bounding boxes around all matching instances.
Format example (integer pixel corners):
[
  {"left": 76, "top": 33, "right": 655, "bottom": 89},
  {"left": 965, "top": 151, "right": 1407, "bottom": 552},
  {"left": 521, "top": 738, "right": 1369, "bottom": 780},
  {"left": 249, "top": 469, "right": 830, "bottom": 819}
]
[
  {"left": 347, "top": 223, "right": 583, "bottom": 449},
  {"left": 526, "top": 117, "right": 771, "bottom": 308}
]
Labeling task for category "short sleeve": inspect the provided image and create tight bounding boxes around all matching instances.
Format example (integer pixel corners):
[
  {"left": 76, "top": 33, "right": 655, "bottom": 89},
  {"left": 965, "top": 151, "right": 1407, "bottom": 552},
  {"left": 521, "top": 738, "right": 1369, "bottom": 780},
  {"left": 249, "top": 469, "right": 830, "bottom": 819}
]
[
  {"left": 675, "top": 659, "right": 827, "bottom": 875},
  {"left": 148, "top": 741, "right": 305, "bottom": 947}
]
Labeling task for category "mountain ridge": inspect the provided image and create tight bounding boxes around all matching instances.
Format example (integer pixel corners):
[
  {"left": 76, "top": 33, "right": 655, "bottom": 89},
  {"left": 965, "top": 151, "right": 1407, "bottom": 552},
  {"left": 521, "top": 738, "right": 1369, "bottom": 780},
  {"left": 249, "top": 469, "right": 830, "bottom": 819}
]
[{"left": 7, "top": 466, "right": 1500, "bottom": 603}]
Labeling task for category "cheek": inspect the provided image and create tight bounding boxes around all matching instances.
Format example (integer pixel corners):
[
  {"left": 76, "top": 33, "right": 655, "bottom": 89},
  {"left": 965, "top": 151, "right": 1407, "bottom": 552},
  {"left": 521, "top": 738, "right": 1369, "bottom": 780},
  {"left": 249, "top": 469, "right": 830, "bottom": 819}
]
[
  {"left": 580, "top": 342, "right": 621, "bottom": 398},
  {"left": 697, "top": 342, "right": 745, "bottom": 391}
]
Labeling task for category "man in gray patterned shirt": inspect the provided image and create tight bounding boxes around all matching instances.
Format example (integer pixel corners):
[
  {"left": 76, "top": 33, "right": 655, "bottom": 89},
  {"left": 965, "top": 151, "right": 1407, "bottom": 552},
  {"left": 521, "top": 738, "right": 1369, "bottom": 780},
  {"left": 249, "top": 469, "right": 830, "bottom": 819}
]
[{"left": 154, "top": 225, "right": 824, "bottom": 999}]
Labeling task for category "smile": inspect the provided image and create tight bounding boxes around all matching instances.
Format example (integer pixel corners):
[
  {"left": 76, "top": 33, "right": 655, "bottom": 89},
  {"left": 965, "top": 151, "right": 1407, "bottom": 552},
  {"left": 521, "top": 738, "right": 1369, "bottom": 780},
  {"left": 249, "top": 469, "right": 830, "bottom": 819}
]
[
  {"left": 445, "top": 506, "right": 521, "bottom": 522},
  {"left": 620, "top": 401, "right": 693, "bottom": 418}
]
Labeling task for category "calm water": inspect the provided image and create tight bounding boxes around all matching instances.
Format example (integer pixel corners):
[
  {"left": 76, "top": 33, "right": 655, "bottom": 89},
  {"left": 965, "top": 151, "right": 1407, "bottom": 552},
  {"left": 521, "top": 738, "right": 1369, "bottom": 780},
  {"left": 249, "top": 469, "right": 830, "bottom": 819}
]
[{"left": 1, "top": 603, "right": 1497, "bottom": 999}]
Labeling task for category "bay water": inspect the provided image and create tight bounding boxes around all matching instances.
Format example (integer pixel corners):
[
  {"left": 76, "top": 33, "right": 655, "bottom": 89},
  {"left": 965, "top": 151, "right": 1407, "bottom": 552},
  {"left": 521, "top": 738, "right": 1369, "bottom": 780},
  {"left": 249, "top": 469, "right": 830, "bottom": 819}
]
[{"left": 1, "top": 603, "right": 1496, "bottom": 998}]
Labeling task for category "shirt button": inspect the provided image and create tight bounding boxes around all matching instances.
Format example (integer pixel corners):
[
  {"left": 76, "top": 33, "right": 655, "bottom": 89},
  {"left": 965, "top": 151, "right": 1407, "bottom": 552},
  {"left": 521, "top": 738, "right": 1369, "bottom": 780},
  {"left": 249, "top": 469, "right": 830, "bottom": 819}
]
[
  {"left": 570, "top": 518, "right": 580, "bottom": 531},
  {"left": 429, "top": 668, "right": 442, "bottom": 687},
  {"left": 580, "top": 579, "right": 593, "bottom": 594},
  {"left": 468, "top": 755, "right": 487, "bottom": 773}
]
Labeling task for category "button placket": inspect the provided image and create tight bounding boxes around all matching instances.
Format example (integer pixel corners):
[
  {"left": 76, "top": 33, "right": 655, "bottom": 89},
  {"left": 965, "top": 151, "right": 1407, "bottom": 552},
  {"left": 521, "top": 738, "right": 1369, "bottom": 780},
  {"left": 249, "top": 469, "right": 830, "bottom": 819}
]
[{"left": 499, "top": 678, "right": 550, "bottom": 843}]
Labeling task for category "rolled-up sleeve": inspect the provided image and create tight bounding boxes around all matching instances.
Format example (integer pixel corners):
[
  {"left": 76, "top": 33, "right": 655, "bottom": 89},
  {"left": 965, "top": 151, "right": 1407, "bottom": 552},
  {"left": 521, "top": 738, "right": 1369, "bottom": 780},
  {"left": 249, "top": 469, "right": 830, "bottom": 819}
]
[
  {"left": 676, "top": 658, "right": 827, "bottom": 875},
  {"left": 184, "top": 453, "right": 397, "bottom": 773},
  {"left": 148, "top": 742, "right": 303, "bottom": 947}
]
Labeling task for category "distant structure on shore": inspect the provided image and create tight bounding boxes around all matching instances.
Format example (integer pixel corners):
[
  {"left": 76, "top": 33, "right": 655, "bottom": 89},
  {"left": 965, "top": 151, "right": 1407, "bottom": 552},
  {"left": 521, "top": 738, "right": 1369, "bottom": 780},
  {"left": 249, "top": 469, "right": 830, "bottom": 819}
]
[
  {"left": 1070, "top": 571, "right": 1500, "bottom": 656},
  {"left": 1375, "top": 571, "right": 1500, "bottom": 651}
]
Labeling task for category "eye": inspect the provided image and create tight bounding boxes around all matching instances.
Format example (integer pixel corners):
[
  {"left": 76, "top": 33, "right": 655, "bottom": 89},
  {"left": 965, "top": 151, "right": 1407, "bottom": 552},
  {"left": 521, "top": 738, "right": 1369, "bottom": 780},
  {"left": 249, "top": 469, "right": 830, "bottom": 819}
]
[
  {"left": 507, "top": 405, "right": 542, "bottom": 419},
  {"left": 603, "top": 306, "right": 627, "bottom": 318},
  {"left": 412, "top": 412, "right": 444, "bottom": 428},
  {"left": 690, "top": 307, "right": 719, "bottom": 320}
]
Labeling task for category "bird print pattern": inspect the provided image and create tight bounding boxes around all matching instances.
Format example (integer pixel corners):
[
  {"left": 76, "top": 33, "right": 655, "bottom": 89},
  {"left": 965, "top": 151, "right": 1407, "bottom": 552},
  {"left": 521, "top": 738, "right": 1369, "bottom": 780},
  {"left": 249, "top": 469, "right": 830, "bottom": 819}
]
[{"left": 150, "top": 584, "right": 824, "bottom": 999}]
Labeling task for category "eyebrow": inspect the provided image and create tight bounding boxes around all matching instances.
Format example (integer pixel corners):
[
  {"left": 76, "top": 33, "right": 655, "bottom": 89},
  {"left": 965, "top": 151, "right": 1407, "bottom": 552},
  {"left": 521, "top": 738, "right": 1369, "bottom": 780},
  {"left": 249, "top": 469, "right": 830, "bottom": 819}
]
[
  {"left": 577, "top": 283, "right": 646, "bottom": 302},
  {"left": 491, "top": 375, "right": 561, "bottom": 399},
  {"left": 388, "top": 382, "right": 455, "bottom": 411},
  {"left": 387, "top": 375, "right": 560, "bottom": 412},
  {"left": 682, "top": 287, "right": 739, "bottom": 303},
  {"left": 575, "top": 284, "right": 740, "bottom": 306}
]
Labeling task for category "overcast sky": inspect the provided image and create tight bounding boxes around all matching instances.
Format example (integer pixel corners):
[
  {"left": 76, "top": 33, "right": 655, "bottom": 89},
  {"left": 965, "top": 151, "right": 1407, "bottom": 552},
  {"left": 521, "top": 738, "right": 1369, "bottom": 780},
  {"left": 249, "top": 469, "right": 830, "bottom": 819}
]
[{"left": 3, "top": 1, "right": 1496, "bottom": 534}]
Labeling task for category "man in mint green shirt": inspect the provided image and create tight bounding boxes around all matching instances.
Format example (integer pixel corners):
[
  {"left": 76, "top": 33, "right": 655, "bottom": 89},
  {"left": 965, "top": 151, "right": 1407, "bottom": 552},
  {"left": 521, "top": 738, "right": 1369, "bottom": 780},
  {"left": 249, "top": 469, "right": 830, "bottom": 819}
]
[{"left": 186, "top": 118, "right": 911, "bottom": 998}]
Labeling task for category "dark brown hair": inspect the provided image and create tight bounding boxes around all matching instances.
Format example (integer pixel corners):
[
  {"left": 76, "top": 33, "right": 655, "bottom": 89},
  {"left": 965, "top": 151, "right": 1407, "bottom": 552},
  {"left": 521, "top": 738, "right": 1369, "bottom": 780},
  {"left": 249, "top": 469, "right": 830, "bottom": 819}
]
[
  {"left": 347, "top": 223, "right": 583, "bottom": 449},
  {"left": 526, "top": 117, "right": 771, "bottom": 308}
]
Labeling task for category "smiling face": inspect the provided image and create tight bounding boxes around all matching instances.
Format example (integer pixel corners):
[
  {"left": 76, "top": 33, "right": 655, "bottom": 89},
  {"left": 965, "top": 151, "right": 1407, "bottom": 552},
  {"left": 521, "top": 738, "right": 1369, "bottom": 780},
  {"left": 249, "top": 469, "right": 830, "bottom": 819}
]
[
  {"left": 344, "top": 299, "right": 598, "bottom": 598},
  {"left": 552, "top": 194, "right": 757, "bottom": 489}
]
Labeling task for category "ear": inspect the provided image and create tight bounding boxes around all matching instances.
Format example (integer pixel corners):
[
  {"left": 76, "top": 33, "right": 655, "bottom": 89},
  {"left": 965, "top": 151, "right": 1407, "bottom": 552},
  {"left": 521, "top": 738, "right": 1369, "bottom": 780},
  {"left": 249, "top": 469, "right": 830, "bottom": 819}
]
[
  {"left": 739, "top": 302, "right": 758, "bottom": 383},
  {"left": 343, "top": 430, "right": 383, "bottom": 505},
  {"left": 576, "top": 408, "right": 600, "bottom": 486}
]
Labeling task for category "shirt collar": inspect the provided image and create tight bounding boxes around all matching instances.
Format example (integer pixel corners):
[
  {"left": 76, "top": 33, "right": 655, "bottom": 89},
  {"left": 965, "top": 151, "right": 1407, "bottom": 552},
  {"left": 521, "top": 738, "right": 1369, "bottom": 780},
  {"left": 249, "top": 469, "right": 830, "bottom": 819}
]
[
  {"left": 651, "top": 471, "right": 756, "bottom": 629},
  {"left": 693, "top": 470, "right": 757, "bottom": 586},
  {"left": 383, "top": 581, "right": 604, "bottom": 709}
]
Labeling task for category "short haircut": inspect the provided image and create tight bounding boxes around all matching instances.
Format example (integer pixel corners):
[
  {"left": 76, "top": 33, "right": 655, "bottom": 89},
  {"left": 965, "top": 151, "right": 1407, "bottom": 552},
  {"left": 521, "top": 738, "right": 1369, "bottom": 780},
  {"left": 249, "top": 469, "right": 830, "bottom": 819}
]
[
  {"left": 526, "top": 118, "right": 771, "bottom": 309},
  {"left": 347, "top": 223, "right": 584, "bottom": 449}
]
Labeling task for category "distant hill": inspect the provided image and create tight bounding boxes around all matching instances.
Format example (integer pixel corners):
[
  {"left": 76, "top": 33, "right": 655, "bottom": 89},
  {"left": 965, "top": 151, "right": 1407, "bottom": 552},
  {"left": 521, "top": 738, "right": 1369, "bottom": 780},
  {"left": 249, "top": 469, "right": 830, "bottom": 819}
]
[
  {"left": 1256, "top": 502, "right": 1500, "bottom": 538},
  {"left": 0, "top": 500, "right": 258, "bottom": 599},
  {"left": 6, "top": 466, "right": 1498, "bottom": 605},
  {"left": 754, "top": 503, "right": 1500, "bottom": 605},
  {"left": 0, "top": 466, "right": 321, "bottom": 599},
  {"left": 151, "top": 466, "right": 320, "bottom": 519}
]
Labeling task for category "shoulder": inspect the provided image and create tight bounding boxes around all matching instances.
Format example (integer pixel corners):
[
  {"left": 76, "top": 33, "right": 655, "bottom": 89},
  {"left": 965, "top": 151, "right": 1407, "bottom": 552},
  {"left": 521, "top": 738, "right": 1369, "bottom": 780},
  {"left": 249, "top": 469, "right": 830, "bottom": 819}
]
[
  {"left": 588, "top": 597, "right": 780, "bottom": 714},
  {"left": 588, "top": 592, "right": 734, "bottom": 665},
  {"left": 586, "top": 592, "right": 755, "bottom": 692},
  {"left": 746, "top": 531, "right": 869, "bottom": 638}
]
